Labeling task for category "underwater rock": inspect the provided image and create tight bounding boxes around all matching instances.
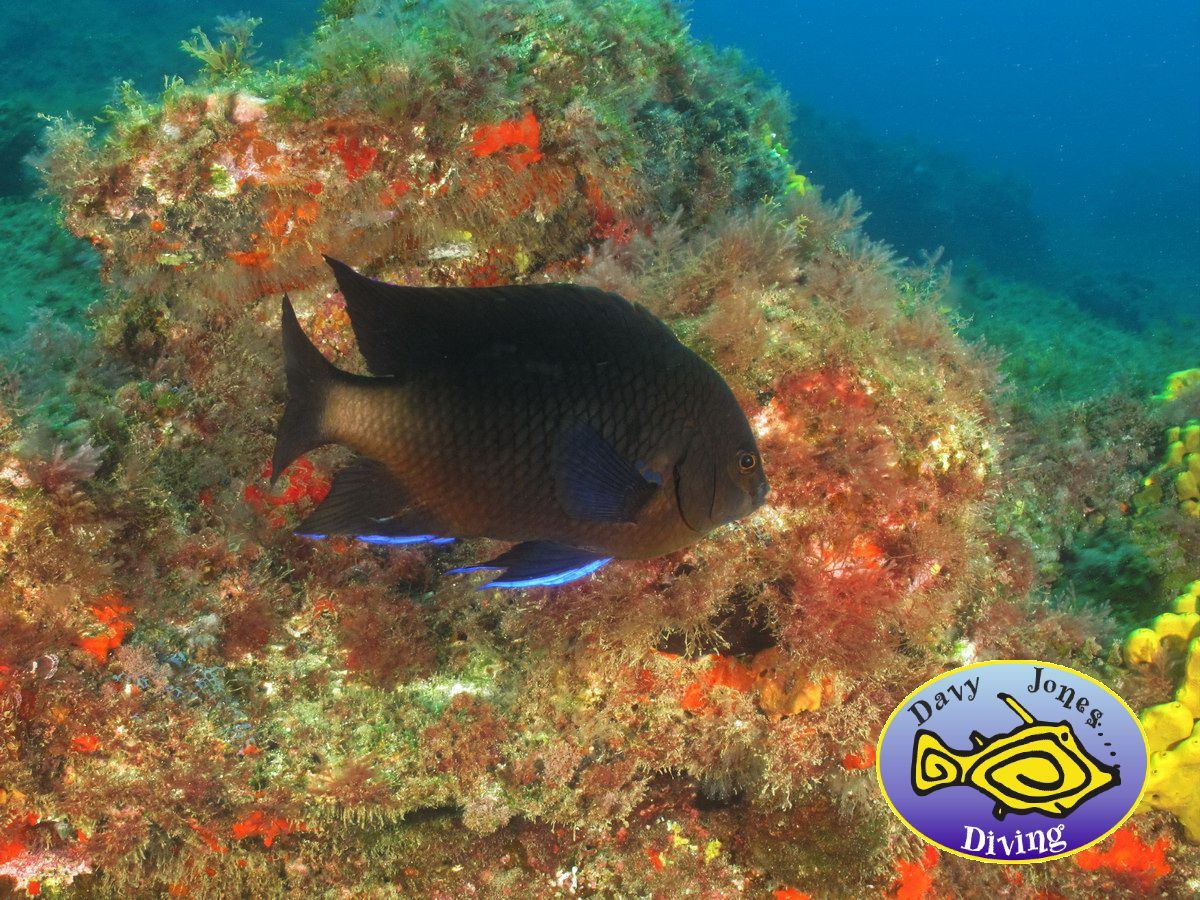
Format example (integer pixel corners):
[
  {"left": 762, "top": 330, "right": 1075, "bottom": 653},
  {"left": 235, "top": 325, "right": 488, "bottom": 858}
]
[
  {"left": 1067, "top": 271, "right": 1155, "bottom": 331},
  {"left": 782, "top": 103, "right": 1053, "bottom": 279}
]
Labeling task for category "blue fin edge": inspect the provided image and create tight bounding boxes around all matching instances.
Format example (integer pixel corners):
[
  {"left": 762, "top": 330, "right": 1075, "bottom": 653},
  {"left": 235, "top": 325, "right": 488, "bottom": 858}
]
[
  {"left": 357, "top": 534, "right": 455, "bottom": 545},
  {"left": 295, "top": 532, "right": 454, "bottom": 546},
  {"left": 478, "top": 557, "right": 613, "bottom": 590}
]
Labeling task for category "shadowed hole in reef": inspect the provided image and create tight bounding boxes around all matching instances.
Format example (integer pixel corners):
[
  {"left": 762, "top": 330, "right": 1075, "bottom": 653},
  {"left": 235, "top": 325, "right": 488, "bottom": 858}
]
[
  {"left": 694, "top": 781, "right": 746, "bottom": 811},
  {"left": 399, "top": 805, "right": 461, "bottom": 827},
  {"left": 656, "top": 597, "right": 778, "bottom": 658}
]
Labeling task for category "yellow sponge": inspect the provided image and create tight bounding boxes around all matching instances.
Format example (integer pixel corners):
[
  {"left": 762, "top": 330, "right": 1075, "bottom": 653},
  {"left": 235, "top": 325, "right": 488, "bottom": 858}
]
[
  {"left": 1178, "top": 639, "right": 1200, "bottom": 717},
  {"left": 1135, "top": 419, "right": 1200, "bottom": 517},
  {"left": 1129, "top": 373, "right": 1200, "bottom": 839},
  {"left": 1185, "top": 422, "right": 1200, "bottom": 453},
  {"left": 1141, "top": 700, "right": 1194, "bottom": 754},
  {"left": 1124, "top": 627, "right": 1160, "bottom": 665},
  {"left": 1143, "top": 721, "right": 1200, "bottom": 842},
  {"left": 1123, "top": 605, "right": 1199, "bottom": 661},
  {"left": 1171, "top": 582, "right": 1200, "bottom": 615},
  {"left": 1151, "top": 611, "right": 1200, "bottom": 645},
  {"left": 1177, "top": 471, "right": 1200, "bottom": 502},
  {"left": 1154, "top": 368, "right": 1200, "bottom": 402},
  {"left": 1126, "top": 585, "right": 1200, "bottom": 842}
]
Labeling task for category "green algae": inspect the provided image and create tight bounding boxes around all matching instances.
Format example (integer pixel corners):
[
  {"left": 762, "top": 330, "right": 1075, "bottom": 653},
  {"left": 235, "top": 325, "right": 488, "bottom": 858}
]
[{"left": 954, "top": 266, "right": 1199, "bottom": 405}]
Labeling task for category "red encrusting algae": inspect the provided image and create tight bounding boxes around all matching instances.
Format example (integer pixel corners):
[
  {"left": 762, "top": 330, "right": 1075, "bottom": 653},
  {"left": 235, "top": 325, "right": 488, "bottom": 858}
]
[
  {"left": 243, "top": 458, "right": 332, "bottom": 528},
  {"left": 889, "top": 845, "right": 938, "bottom": 900},
  {"left": 230, "top": 811, "right": 304, "bottom": 848},
  {"left": 1074, "top": 826, "right": 1172, "bottom": 887},
  {"left": 76, "top": 597, "right": 133, "bottom": 663},
  {"left": 70, "top": 734, "right": 101, "bottom": 753},
  {"left": 331, "top": 135, "right": 378, "bottom": 181},
  {"left": 471, "top": 111, "right": 542, "bottom": 160}
]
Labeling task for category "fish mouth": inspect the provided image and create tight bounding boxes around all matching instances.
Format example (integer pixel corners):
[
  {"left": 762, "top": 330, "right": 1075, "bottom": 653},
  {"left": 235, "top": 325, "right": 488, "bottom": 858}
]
[{"left": 753, "top": 480, "right": 770, "bottom": 507}]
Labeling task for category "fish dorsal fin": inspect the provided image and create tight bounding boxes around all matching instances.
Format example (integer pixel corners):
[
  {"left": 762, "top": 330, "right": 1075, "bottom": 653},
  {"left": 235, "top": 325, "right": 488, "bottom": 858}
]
[
  {"left": 969, "top": 730, "right": 987, "bottom": 748},
  {"left": 998, "top": 692, "right": 1037, "bottom": 724},
  {"left": 324, "top": 256, "right": 686, "bottom": 378}
]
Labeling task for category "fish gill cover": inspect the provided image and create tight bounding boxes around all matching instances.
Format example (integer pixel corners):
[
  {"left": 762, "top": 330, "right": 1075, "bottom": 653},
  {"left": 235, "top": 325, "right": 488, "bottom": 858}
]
[{"left": 0, "top": 0, "right": 1196, "bottom": 896}]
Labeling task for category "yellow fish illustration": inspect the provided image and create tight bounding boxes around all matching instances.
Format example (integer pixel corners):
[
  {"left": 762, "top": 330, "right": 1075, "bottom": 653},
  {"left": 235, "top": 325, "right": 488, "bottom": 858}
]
[{"left": 912, "top": 693, "right": 1120, "bottom": 820}]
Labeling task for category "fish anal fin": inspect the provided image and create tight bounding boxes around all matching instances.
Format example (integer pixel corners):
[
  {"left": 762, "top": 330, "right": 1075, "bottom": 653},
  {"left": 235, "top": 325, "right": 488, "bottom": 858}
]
[
  {"left": 451, "top": 541, "right": 612, "bottom": 589},
  {"left": 297, "top": 458, "right": 442, "bottom": 539},
  {"left": 993, "top": 803, "right": 1007, "bottom": 821},
  {"left": 555, "top": 423, "right": 658, "bottom": 523}
]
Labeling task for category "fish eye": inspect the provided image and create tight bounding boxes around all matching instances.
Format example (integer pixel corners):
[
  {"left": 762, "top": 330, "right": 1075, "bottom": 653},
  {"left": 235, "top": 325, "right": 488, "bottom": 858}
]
[{"left": 738, "top": 452, "right": 757, "bottom": 473}]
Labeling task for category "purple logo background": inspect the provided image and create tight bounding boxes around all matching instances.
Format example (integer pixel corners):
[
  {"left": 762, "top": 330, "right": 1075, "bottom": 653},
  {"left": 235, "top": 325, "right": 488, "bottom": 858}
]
[{"left": 877, "top": 660, "right": 1147, "bottom": 862}]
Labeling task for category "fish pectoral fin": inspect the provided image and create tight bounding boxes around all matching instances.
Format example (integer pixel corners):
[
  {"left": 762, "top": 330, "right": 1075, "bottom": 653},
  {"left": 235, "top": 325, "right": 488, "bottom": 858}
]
[
  {"left": 450, "top": 541, "right": 612, "bottom": 589},
  {"left": 554, "top": 422, "right": 659, "bottom": 523},
  {"left": 296, "top": 457, "right": 441, "bottom": 539}
]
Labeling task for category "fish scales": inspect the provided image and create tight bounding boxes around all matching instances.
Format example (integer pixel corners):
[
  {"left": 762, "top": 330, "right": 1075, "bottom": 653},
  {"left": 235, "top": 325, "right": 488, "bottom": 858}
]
[{"left": 378, "top": 336, "right": 700, "bottom": 556}]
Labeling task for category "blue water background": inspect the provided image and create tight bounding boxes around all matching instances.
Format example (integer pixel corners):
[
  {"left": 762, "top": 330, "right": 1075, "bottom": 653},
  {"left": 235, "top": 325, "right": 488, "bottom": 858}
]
[{"left": 692, "top": 0, "right": 1200, "bottom": 306}]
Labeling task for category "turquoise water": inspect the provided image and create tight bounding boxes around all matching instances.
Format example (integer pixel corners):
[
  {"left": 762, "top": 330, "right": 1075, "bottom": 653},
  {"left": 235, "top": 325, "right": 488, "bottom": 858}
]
[{"left": 0, "top": 1, "right": 315, "bottom": 337}]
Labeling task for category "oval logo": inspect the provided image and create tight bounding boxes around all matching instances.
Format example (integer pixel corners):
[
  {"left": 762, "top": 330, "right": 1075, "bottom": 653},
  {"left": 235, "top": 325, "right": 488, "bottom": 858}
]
[{"left": 876, "top": 660, "right": 1148, "bottom": 863}]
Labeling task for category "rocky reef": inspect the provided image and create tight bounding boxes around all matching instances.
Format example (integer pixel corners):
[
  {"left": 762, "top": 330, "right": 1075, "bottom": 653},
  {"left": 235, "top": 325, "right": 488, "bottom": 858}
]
[{"left": 1, "top": 0, "right": 1197, "bottom": 896}]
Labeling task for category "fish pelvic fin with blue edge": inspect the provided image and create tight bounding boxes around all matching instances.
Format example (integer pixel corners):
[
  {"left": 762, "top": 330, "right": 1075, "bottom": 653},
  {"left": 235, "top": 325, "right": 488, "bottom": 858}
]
[
  {"left": 450, "top": 540, "right": 612, "bottom": 589},
  {"left": 273, "top": 295, "right": 348, "bottom": 485},
  {"left": 911, "top": 729, "right": 966, "bottom": 794}
]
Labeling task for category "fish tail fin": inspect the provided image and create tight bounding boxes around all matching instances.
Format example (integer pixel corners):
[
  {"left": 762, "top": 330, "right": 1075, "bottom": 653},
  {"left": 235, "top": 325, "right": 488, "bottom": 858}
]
[
  {"left": 273, "top": 295, "right": 341, "bottom": 484},
  {"left": 912, "top": 729, "right": 965, "bottom": 794}
]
